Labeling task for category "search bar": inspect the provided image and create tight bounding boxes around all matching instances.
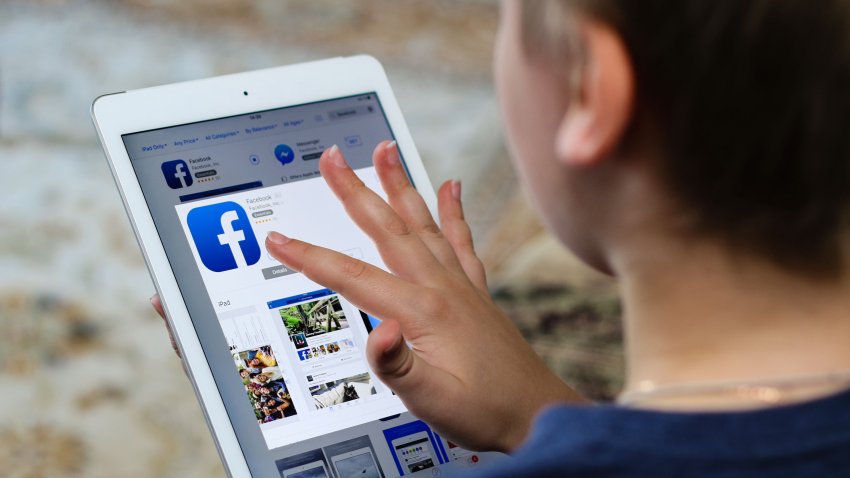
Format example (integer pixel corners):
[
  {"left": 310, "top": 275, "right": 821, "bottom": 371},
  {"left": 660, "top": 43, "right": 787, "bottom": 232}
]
[{"left": 327, "top": 105, "right": 375, "bottom": 120}]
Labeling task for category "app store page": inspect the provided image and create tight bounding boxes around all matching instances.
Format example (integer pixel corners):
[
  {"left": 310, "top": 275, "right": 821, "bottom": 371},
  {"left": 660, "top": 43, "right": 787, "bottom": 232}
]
[
  {"left": 124, "top": 93, "right": 495, "bottom": 476},
  {"left": 175, "top": 168, "right": 402, "bottom": 449}
]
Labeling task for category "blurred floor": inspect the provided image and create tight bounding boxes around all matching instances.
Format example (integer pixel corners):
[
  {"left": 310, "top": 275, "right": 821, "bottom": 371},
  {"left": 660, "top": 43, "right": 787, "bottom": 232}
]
[{"left": 0, "top": 1, "right": 622, "bottom": 476}]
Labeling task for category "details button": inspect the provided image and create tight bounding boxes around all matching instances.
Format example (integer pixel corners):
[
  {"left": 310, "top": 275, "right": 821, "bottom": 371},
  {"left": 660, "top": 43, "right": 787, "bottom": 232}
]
[{"left": 262, "top": 265, "right": 297, "bottom": 280}]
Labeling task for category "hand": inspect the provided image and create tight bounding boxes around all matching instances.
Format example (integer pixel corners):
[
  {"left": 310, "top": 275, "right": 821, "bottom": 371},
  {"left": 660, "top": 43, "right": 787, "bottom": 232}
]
[
  {"left": 150, "top": 142, "right": 584, "bottom": 451},
  {"left": 151, "top": 294, "right": 181, "bottom": 359},
  {"left": 264, "top": 142, "right": 584, "bottom": 451}
]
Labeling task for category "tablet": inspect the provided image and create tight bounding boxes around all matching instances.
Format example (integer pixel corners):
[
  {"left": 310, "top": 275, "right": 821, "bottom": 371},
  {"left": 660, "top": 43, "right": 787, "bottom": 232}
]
[{"left": 92, "top": 55, "right": 498, "bottom": 477}]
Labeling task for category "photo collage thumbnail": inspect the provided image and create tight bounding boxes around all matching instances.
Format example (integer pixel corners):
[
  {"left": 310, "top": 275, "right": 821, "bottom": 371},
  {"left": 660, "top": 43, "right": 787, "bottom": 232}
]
[
  {"left": 280, "top": 294, "right": 351, "bottom": 360},
  {"left": 296, "top": 339, "right": 356, "bottom": 362},
  {"left": 232, "top": 345, "right": 298, "bottom": 424},
  {"left": 309, "top": 372, "right": 376, "bottom": 409},
  {"left": 274, "top": 291, "right": 378, "bottom": 410}
]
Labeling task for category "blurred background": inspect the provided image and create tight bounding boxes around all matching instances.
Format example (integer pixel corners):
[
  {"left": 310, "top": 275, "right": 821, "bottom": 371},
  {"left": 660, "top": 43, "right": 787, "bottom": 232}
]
[{"left": 0, "top": 1, "right": 622, "bottom": 476}]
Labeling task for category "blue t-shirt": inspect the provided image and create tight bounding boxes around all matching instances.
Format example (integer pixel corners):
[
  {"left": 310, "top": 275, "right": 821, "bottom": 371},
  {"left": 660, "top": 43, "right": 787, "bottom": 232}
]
[{"left": 458, "top": 387, "right": 850, "bottom": 477}]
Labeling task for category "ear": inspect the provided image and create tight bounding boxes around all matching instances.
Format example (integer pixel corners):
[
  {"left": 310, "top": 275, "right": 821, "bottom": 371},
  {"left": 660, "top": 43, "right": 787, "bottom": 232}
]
[{"left": 555, "top": 19, "right": 635, "bottom": 167}]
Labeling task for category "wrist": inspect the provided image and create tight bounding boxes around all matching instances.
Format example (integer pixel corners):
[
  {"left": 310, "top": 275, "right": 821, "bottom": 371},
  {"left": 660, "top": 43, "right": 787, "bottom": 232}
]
[{"left": 498, "top": 374, "right": 587, "bottom": 452}]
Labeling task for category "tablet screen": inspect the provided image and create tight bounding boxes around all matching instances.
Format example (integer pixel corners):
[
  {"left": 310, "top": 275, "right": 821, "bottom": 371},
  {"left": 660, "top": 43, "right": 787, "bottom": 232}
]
[{"left": 122, "top": 93, "right": 496, "bottom": 475}]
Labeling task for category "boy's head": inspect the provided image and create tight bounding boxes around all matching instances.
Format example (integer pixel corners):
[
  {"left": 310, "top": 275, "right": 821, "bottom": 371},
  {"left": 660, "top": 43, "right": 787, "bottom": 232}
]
[{"left": 495, "top": 0, "right": 850, "bottom": 278}]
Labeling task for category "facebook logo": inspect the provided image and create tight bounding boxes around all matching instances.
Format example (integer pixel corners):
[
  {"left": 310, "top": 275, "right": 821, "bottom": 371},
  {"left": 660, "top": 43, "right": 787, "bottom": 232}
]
[
  {"left": 162, "top": 159, "right": 193, "bottom": 189},
  {"left": 187, "top": 202, "right": 261, "bottom": 272}
]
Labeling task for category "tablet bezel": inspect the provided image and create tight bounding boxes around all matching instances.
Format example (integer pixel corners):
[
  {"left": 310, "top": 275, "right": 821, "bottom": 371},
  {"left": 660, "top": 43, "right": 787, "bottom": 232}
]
[{"left": 92, "top": 55, "right": 436, "bottom": 477}]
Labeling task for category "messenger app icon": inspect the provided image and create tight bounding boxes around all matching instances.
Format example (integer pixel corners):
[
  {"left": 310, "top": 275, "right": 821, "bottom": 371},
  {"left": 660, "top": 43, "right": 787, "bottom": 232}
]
[{"left": 274, "top": 144, "right": 295, "bottom": 165}]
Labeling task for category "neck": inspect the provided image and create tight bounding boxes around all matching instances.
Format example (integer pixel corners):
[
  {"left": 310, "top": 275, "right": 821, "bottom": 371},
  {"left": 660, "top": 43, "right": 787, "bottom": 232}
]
[{"left": 612, "top": 237, "right": 850, "bottom": 409}]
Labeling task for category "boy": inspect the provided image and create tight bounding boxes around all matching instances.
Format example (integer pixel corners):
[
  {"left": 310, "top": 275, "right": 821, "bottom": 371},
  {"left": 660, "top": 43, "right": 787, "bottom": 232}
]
[{"left": 156, "top": 0, "right": 850, "bottom": 475}]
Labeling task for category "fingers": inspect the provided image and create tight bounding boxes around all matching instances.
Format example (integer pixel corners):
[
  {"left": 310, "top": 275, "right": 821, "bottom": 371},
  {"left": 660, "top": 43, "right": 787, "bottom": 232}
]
[
  {"left": 266, "top": 232, "right": 439, "bottom": 326},
  {"left": 151, "top": 293, "right": 165, "bottom": 319},
  {"left": 437, "top": 180, "right": 488, "bottom": 293},
  {"left": 366, "top": 318, "right": 459, "bottom": 403},
  {"left": 373, "top": 141, "right": 466, "bottom": 277},
  {"left": 319, "top": 145, "right": 444, "bottom": 285},
  {"left": 150, "top": 294, "right": 181, "bottom": 359}
]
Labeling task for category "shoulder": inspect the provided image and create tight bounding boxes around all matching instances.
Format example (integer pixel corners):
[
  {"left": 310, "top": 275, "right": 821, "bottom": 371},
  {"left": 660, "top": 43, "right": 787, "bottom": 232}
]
[
  {"left": 452, "top": 389, "right": 850, "bottom": 478},
  {"left": 453, "top": 404, "right": 630, "bottom": 477}
]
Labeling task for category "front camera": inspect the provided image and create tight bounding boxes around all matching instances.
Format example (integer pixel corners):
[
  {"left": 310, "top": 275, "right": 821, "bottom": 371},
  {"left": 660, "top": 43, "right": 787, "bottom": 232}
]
[{"left": 243, "top": 91, "right": 249, "bottom": 96}]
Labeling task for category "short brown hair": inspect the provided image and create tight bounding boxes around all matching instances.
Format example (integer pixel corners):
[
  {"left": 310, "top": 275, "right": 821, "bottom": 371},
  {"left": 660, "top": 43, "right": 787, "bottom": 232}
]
[{"left": 521, "top": 0, "right": 850, "bottom": 278}]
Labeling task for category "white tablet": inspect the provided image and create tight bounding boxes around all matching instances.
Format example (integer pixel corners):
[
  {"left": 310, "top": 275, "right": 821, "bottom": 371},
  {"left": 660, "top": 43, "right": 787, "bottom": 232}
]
[{"left": 91, "top": 55, "right": 459, "bottom": 477}]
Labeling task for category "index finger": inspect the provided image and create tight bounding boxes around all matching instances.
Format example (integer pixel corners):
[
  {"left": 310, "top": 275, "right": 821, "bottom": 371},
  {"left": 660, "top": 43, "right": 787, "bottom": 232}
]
[
  {"left": 265, "top": 232, "right": 443, "bottom": 328},
  {"left": 319, "top": 145, "right": 447, "bottom": 286},
  {"left": 373, "top": 141, "right": 466, "bottom": 277}
]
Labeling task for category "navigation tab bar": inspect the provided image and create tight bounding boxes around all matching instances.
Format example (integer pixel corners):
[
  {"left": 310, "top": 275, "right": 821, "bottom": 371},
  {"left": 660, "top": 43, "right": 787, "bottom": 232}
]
[{"left": 267, "top": 288, "right": 334, "bottom": 308}]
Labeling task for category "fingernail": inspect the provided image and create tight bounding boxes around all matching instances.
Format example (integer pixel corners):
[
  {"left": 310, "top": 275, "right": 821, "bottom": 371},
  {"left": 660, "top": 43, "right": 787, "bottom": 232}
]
[
  {"left": 149, "top": 295, "right": 156, "bottom": 305},
  {"left": 451, "top": 180, "right": 462, "bottom": 200},
  {"left": 384, "top": 140, "right": 400, "bottom": 165},
  {"left": 328, "top": 144, "right": 347, "bottom": 168},
  {"left": 267, "top": 231, "right": 291, "bottom": 245}
]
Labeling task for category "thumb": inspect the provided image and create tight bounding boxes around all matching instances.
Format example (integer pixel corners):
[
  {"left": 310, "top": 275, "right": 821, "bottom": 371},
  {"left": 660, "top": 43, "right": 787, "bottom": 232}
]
[
  {"left": 367, "top": 319, "right": 461, "bottom": 423},
  {"left": 367, "top": 319, "right": 457, "bottom": 399},
  {"left": 151, "top": 294, "right": 181, "bottom": 359},
  {"left": 366, "top": 319, "right": 416, "bottom": 386}
]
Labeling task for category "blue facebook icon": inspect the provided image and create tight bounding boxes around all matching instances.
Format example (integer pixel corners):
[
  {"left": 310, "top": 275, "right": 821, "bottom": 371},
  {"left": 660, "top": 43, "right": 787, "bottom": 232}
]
[
  {"left": 162, "top": 159, "right": 193, "bottom": 189},
  {"left": 187, "top": 202, "right": 261, "bottom": 272}
]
